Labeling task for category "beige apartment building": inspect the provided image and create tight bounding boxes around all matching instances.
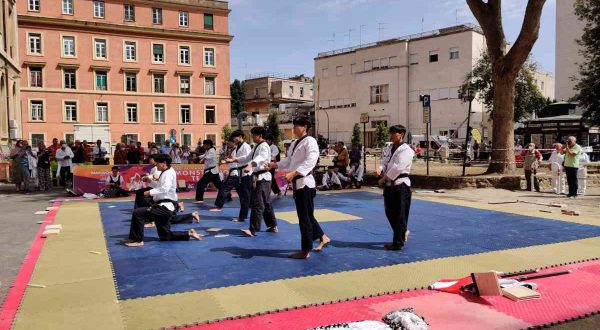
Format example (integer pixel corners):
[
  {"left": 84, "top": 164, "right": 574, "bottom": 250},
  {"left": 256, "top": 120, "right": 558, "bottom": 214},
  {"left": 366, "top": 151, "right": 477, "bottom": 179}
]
[
  {"left": 314, "top": 24, "right": 489, "bottom": 146},
  {"left": 555, "top": 0, "right": 584, "bottom": 102},
  {"left": 0, "top": 0, "right": 20, "bottom": 145},
  {"left": 533, "top": 70, "right": 555, "bottom": 101},
  {"left": 244, "top": 74, "right": 313, "bottom": 115}
]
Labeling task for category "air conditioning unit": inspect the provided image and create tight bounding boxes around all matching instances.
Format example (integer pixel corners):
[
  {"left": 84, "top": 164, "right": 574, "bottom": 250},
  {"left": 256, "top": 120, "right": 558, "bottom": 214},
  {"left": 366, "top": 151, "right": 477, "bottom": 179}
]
[{"left": 9, "top": 119, "right": 18, "bottom": 128}]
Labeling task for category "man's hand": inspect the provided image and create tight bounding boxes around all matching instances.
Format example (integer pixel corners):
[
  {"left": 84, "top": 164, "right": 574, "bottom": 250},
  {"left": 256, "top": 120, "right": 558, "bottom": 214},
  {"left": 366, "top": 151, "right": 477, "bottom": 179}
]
[
  {"left": 285, "top": 171, "right": 297, "bottom": 183},
  {"left": 266, "top": 162, "right": 278, "bottom": 170},
  {"left": 143, "top": 190, "right": 151, "bottom": 197},
  {"left": 243, "top": 164, "right": 252, "bottom": 173},
  {"left": 378, "top": 177, "right": 387, "bottom": 187},
  {"left": 375, "top": 168, "right": 382, "bottom": 176}
]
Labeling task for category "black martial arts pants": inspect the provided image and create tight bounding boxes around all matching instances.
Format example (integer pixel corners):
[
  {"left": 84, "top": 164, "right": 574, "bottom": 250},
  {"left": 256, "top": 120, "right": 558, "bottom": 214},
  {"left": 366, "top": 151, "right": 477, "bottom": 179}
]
[
  {"left": 248, "top": 180, "right": 277, "bottom": 234},
  {"left": 128, "top": 205, "right": 189, "bottom": 243},
  {"left": 195, "top": 171, "right": 222, "bottom": 201},
  {"left": 565, "top": 166, "right": 579, "bottom": 197},
  {"left": 170, "top": 213, "right": 195, "bottom": 224},
  {"left": 383, "top": 183, "right": 411, "bottom": 249},
  {"left": 270, "top": 168, "right": 281, "bottom": 195},
  {"left": 214, "top": 174, "right": 251, "bottom": 220},
  {"left": 134, "top": 187, "right": 153, "bottom": 209},
  {"left": 294, "top": 187, "right": 324, "bottom": 252}
]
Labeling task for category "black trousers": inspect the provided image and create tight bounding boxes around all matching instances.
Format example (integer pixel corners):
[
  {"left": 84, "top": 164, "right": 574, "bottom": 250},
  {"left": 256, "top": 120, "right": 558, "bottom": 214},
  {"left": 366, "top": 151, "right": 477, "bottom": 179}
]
[
  {"left": 59, "top": 167, "right": 72, "bottom": 187},
  {"left": 134, "top": 187, "right": 153, "bottom": 209},
  {"left": 195, "top": 171, "right": 222, "bottom": 201},
  {"left": 337, "top": 165, "right": 347, "bottom": 176},
  {"left": 565, "top": 166, "right": 579, "bottom": 197},
  {"left": 270, "top": 169, "right": 281, "bottom": 194},
  {"left": 170, "top": 213, "right": 195, "bottom": 224},
  {"left": 383, "top": 183, "right": 411, "bottom": 248},
  {"left": 249, "top": 180, "right": 277, "bottom": 234},
  {"left": 294, "top": 187, "right": 324, "bottom": 252},
  {"left": 128, "top": 205, "right": 189, "bottom": 243},
  {"left": 215, "top": 174, "right": 238, "bottom": 208},
  {"left": 524, "top": 169, "right": 540, "bottom": 192}
]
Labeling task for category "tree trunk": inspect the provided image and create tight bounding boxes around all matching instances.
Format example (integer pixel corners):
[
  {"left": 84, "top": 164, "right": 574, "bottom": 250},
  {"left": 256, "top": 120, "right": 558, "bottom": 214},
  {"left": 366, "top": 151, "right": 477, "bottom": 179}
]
[{"left": 487, "top": 73, "right": 517, "bottom": 174}]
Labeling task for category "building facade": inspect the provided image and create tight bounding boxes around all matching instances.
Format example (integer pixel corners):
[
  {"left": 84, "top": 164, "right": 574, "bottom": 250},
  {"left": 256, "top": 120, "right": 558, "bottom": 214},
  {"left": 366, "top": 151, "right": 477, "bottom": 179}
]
[
  {"left": 18, "top": 0, "right": 232, "bottom": 149},
  {"left": 314, "top": 24, "right": 489, "bottom": 146},
  {"left": 243, "top": 74, "right": 313, "bottom": 115},
  {"left": 533, "top": 70, "right": 555, "bottom": 101},
  {"left": 555, "top": 0, "right": 584, "bottom": 102},
  {"left": 0, "top": 0, "right": 20, "bottom": 145}
]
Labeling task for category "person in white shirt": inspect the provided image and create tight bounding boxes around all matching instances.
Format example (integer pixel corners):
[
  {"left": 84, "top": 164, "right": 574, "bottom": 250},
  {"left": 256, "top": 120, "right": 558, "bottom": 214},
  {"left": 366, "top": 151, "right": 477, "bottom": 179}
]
[
  {"left": 169, "top": 143, "right": 183, "bottom": 164},
  {"left": 212, "top": 131, "right": 252, "bottom": 222},
  {"left": 348, "top": 161, "right": 364, "bottom": 189},
  {"left": 334, "top": 167, "right": 351, "bottom": 188},
  {"left": 102, "top": 166, "right": 129, "bottom": 198},
  {"left": 548, "top": 143, "right": 565, "bottom": 194},
  {"left": 266, "top": 135, "right": 282, "bottom": 196},
  {"left": 376, "top": 125, "right": 415, "bottom": 251},
  {"left": 267, "top": 116, "right": 331, "bottom": 259},
  {"left": 319, "top": 166, "right": 342, "bottom": 191},
  {"left": 134, "top": 154, "right": 161, "bottom": 208},
  {"left": 227, "top": 127, "right": 278, "bottom": 237},
  {"left": 92, "top": 139, "right": 108, "bottom": 165},
  {"left": 55, "top": 142, "right": 74, "bottom": 187},
  {"left": 126, "top": 154, "right": 201, "bottom": 247},
  {"left": 195, "top": 139, "right": 222, "bottom": 203},
  {"left": 577, "top": 152, "right": 590, "bottom": 195}
]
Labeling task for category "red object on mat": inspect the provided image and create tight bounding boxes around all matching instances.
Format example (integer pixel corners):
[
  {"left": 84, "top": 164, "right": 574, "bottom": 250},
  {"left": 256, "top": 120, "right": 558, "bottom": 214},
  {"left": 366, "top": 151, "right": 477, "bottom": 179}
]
[
  {"left": 430, "top": 276, "right": 473, "bottom": 293},
  {"left": 0, "top": 202, "right": 60, "bottom": 329}
]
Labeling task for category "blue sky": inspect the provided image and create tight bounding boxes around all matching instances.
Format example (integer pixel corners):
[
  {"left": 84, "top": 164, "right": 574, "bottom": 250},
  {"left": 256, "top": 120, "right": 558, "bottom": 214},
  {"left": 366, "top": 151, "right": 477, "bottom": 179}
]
[{"left": 227, "top": 0, "right": 556, "bottom": 82}]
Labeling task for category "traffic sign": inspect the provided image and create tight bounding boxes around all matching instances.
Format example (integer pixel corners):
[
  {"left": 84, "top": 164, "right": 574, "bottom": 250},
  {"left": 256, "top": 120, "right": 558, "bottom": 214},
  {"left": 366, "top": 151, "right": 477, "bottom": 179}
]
[
  {"left": 360, "top": 113, "right": 370, "bottom": 124},
  {"left": 170, "top": 136, "right": 176, "bottom": 143},
  {"left": 169, "top": 129, "right": 177, "bottom": 137},
  {"left": 420, "top": 94, "right": 431, "bottom": 108},
  {"left": 423, "top": 106, "right": 431, "bottom": 124}
]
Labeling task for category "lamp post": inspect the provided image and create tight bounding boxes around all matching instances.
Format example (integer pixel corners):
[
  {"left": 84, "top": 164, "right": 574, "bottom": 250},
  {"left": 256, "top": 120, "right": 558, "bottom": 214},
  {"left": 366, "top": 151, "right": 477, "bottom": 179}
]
[{"left": 459, "top": 88, "right": 476, "bottom": 177}]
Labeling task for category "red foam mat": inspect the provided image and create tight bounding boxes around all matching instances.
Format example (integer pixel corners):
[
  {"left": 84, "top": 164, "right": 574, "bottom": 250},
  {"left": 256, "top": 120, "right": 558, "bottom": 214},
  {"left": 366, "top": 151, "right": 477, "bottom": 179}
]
[{"left": 189, "top": 260, "right": 600, "bottom": 330}]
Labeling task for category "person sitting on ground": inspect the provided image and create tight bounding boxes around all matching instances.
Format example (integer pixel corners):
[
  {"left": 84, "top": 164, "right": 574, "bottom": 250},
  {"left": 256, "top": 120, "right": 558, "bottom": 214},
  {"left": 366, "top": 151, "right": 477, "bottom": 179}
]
[
  {"left": 102, "top": 166, "right": 130, "bottom": 198},
  {"left": 333, "top": 167, "right": 351, "bottom": 188},
  {"left": 319, "top": 166, "right": 342, "bottom": 191},
  {"left": 348, "top": 161, "right": 364, "bottom": 189}
]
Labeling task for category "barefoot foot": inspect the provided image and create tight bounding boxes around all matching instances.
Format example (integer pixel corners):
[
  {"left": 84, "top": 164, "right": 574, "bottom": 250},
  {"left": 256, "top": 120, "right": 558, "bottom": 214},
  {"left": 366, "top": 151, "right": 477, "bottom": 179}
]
[
  {"left": 209, "top": 207, "right": 222, "bottom": 212},
  {"left": 178, "top": 202, "right": 185, "bottom": 212},
  {"left": 124, "top": 241, "right": 144, "bottom": 247},
  {"left": 313, "top": 235, "right": 331, "bottom": 252},
  {"left": 144, "top": 222, "right": 155, "bottom": 228},
  {"left": 266, "top": 226, "right": 278, "bottom": 233},
  {"left": 192, "top": 211, "right": 200, "bottom": 223},
  {"left": 189, "top": 229, "right": 202, "bottom": 240},
  {"left": 405, "top": 230, "right": 410, "bottom": 242},
  {"left": 240, "top": 229, "right": 255, "bottom": 237},
  {"left": 289, "top": 251, "right": 310, "bottom": 259}
]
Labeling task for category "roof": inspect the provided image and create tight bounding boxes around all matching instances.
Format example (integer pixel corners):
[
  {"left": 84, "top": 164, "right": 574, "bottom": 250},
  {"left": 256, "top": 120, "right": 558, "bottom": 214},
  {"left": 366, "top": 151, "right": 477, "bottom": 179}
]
[{"left": 525, "top": 114, "right": 582, "bottom": 122}]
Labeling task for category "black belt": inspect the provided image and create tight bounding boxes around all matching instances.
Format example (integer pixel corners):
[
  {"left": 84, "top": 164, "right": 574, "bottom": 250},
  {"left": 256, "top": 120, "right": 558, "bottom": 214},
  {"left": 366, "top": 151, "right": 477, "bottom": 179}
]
[
  {"left": 252, "top": 169, "right": 268, "bottom": 176},
  {"left": 152, "top": 199, "right": 179, "bottom": 212},
  {"left": 203, "top": 166, "right": 215, "bottom": 174},
  {"left": 228, "top": 165, "right": 246, "bottom": 175},
  {"left": 396, "top": 173, "right": 409, "bottom": 179}
]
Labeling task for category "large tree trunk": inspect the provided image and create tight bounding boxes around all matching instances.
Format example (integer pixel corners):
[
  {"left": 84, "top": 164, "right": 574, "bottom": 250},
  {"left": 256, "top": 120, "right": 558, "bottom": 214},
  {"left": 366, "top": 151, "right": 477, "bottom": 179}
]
[{"left": 488, "top": 74, "right": 517, "bottom": 173}]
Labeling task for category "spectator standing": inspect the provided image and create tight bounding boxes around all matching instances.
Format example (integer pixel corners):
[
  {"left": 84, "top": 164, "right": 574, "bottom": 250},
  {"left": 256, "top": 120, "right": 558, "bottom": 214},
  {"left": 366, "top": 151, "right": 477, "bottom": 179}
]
[
  {"left": 37, "top": 142, "right": 52, "bottom": 191},
  {"left": 563, "top": 136, "right": 583, "bottom": 198},
  {"left": 520, "top": 143, "right": 542, "bottom": 192},
  {"left": 113, "top": 143, "right": 128, "bottom": 165}
]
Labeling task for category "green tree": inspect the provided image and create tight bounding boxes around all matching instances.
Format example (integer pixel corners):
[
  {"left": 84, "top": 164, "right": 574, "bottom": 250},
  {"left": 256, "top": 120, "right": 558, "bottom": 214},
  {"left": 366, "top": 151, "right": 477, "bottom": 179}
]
[
  {"left": 230, "top": 79, "right": 245, "bottom": 117},
  {"left": 374, "top": 122, "right": 389, "bottom": 148},
  {"left": 462, "top": 53, "right": 549, "bottom": 122},
  {"left": 351, "top": 123, "right": 362, "bottom": 147},
  {"left": 263, "top": 110, "right": 281, "bottom": 142},
  {"left": 573, "top": 0, "right": 600, "bottom": 125},
  {"left": 221, "top": 124, "right": 234, "bottom": 143}
]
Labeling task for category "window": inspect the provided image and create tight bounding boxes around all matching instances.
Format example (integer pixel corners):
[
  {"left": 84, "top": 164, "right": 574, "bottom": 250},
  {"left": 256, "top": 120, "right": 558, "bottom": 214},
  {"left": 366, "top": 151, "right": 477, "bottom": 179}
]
[
  {"left": 96, "top": 102, "right": 108, "bottom": 122},
  {"left": 179, "top": 11, "right": 189, "bottom": 27},
  {"left": 336, "top": 66, "right": 343, "bottom": 76},
  {"left": 179, "top": 76, "right": 191, "bottom": 94},
  {"left": 449, "top": 47, "right": 459, "bottom": 60},
  {"left": 380, "top": 57, "right": 390, "bottom": 68},
  {"left": 64, "top": 101, "right": 77, "bottom": 122},
  {"left": 541, "top": 81, "right": 545, "bottom": 90},
  {"left": 180, "top": 105, "right": 191, "bottom": 123},
  {"left": 204, "top": 48, "right": 215, "bottom": 66},
  {"left": 126, "top": 103, "right": 138, "bottom": 122},
  {"left": 28, "top": 33, "right": 42, "bottom": 54},
  {"left": 94, "top": 39, "right": 107, "bottom": 59},
  {"left": 288, "top": 86, "right": 294, "bottom": 97},
  {"left": 429, "top": 51, "right": 438, "bottom": 63},
  {"left": 124, "top": 4, "right": 135, "bottom": 21},
  {"left": 350, "top": 63, "right": 357, "bottom": 74},
  {"left": 64, "top": 134, "right": 74, "bottom": 144},
  {"left": 62, "top": 36, "right": 75, "bottom": 56},
  {"left": 121, "top": 134, "right": 138, "bottom": 144},
  {"left": 125, "top": 73, "right": 137, "bottom": 92},
  {"left": 372, "top": 59, "right": 380, "bottom": 70},
  {"left": 154, "top": 134, "right": 166, "bottom": 145},
  {"left": 204, "top": 77, "right": 215, "bottom": 95},
  {"left": 409, "top": 53, "right": 418, "bottom": 64},
  {"left": 204, "top": 13, "right": 214, "bottom": 30},
  {"left": 179, "top": 45, "right": 190, "bottom": 64},
  {"left": 31, "top": 134, "right": 45, "bottom": 147},
  {"left": 152, "top": 44, "right": 164, "bottom": 63},
  {"left": 62, "top": 0, "right": 73, "bottom": 15},
  {"left": 182, "top": 134, "right": 192, "bottom": 147},
  {"left": 30, "top": 100, "right": 44, "bottom": 121},
  {"left": 364, "top": 60, "right": 372, "bottom": 71},
  {"left": 370, "top": 84, "right": 389, "bottom": 104},
  {"left": 95, "top": 71, "right": 107, "bottom": 90},
  {"left": 28, "top": 0, "right": 40, "bottom": 11},
  {"left": 321, "top": 68, "right": 329, "bottom": 78},
  {"left": 153, "top": 74, "right": 165, "bottom": 93},
  {"left": 29, "top": 67, "right": 42, "bottom": 87},
  {"left": 205, "top": 105, "right": 216, "bottom": 124},
  {"left": 93, "top": 1, "right": 105, "bottom": 18},
  {"left": 300, "top": 87, "right": 304, "bottom": 97},
  {"left": 206, "top": 134, "right": 217, "bottom": 144},
  {"left": 63, "top": 69, "right": 76, "bottom": 89},
  {"left": 124, "top": 41, "right": 136, "bottom": 61},
  {"left": 254, "top": 88, "right": 259, "bottom": 98},
  {"left": 152, "top": 8, "right": 162, "bottom": 24},
  {"left": 153, "top": 104, "right": 166, "bottom": 123}
]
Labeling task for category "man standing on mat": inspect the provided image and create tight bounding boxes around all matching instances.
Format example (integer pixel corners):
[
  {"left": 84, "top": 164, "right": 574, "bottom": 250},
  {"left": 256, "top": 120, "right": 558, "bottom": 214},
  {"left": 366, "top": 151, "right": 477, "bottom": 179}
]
[
  {"left": 267, "top": 116, "right": 330, "bottom": 259},
  {"left": 195, "top": 139, "right": 222, "bottom": 203},
  {"left": 227, "top": 127, "right": 278, "bottom": 236},
  {"left": 126, "top": 154, "right": 201, "bottom": 247},
  {"left": 376, "top": 125, "right": 414, "bottom": 251},
  {"left": 266, "top": 134, "right": 282, "bottom": 197},
  {"left": 211, "top": 130, "right": 252, "bottom": 222}
]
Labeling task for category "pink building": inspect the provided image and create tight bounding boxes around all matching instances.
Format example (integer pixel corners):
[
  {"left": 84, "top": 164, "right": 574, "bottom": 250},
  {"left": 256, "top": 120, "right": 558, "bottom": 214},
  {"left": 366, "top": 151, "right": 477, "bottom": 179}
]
[{"left": 17, "top": 0, "right": 232, "bottom": 149}]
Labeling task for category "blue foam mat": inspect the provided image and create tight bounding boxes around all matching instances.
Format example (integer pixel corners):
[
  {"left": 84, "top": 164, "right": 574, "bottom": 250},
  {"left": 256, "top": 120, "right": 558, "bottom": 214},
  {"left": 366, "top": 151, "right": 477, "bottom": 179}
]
[{"left": 99, "top": 192, "right": 600, "bottom": 300}]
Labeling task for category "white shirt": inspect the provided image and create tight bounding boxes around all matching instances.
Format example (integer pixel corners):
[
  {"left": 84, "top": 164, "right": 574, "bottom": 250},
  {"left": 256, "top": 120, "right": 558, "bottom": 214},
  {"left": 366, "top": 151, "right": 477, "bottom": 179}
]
[
  {"left": 349, "top": 164, "right": 364, "bottom": 181},
  {"left": 169, "top": 148, "right": 182, "bottom": 164},
  {"left": 379, "top": 143, "right": 415, "bottom": 187},
  {"left": 92, "top": 146, "right": 107, "bottom": 159},
  {"left": 336, "top": 171, "right": 350, "bottom": 183},
  {"left": 270, "top": 144, "right": 280, "bottom": 160},
  {"left": 55, "top": 147, "right": 74, "bottom": 175},
  {"left": 277, "top": 135, "right": 319, "bottom": 189},
  {"left": 148, "top": 166, "right": 161, "bottom": 188},
  {"left": 322, "top": 171, "right": 341, "bottom": 187},
  {"left": 579, "top": 153, "right": 590, "bottom": 169},
  {"left": 237, "top": 141, "right": 272, "bottom": 181},
  {"left": 548, "top": 151, "right": 565, "bottom": 170},
  {"left": 149, "top": 167, "right": 178, "bottom": 211},
  {"left": 230, "top": 142, "right": 252, "bottom": 177},
  {"left": 199, "top": 148, "right": 219, "bottom": 174}
]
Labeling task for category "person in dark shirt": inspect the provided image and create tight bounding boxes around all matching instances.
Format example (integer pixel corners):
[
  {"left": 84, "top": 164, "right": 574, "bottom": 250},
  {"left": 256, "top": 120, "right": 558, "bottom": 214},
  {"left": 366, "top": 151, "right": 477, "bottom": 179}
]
[
  {"left": 127, "top": 141, "right": 141, "bottom": 164},
  {"left": 36, "top": 142, "right": 52, "bottom": 191},
  {"left": 72, "top": 140, "right": 86, "bottom": 164}
]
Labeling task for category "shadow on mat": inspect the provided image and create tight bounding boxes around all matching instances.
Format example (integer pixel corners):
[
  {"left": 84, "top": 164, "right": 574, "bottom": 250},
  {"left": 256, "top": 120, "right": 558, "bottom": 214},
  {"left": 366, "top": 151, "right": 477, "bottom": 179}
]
[
  {"left": 329, "top": 240, "right": 388, "bottom": 251},
  {"left": 109, "top": 234, "right": 161, "bottom": 242},
  {"left": 456, "top": 292, "right": 493, "bottom": 306},
  {"left": 194, "top": 228, "right": 246, "bottom": 236},
  {"left": 210, "top": 246, "right": 296, "bottom": 259}
]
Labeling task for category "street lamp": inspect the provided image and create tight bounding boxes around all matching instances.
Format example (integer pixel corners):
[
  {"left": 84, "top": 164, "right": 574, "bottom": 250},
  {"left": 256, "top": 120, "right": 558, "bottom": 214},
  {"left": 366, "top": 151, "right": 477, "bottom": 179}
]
[{"left": 459, "top": 88, "right": 476, "bottom": 177}]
